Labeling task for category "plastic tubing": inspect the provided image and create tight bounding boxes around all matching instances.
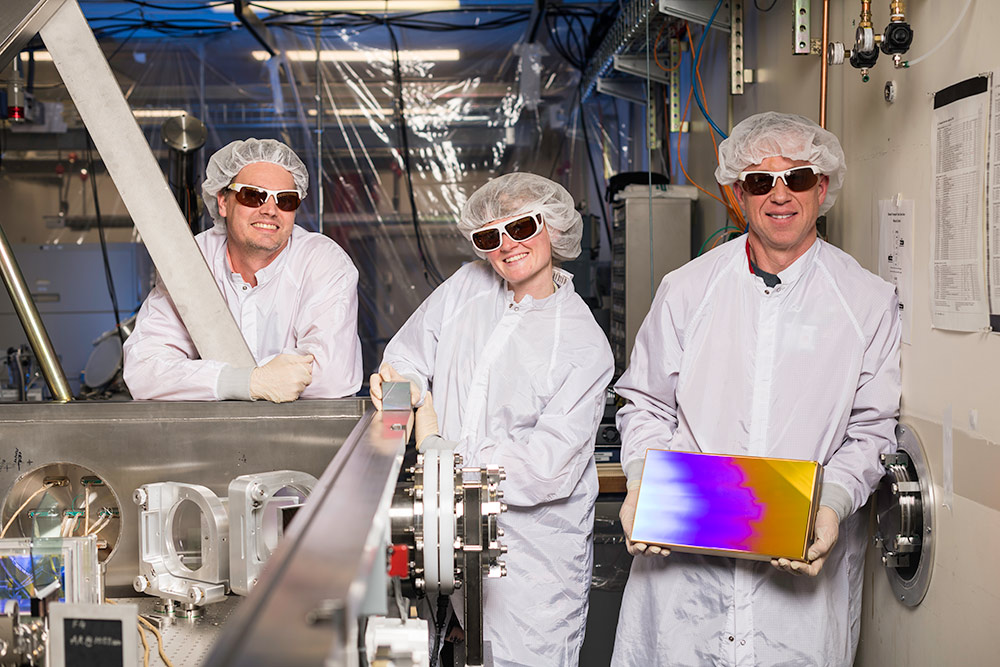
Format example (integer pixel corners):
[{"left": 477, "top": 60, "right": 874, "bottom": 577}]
[{"left": 905, "top": 0, "right": 974, "bottom": 67}]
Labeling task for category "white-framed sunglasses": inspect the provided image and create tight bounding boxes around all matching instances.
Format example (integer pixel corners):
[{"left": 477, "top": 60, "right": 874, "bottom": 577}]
[
  {"left": 227, "top": 183, "right": 303, "bottom": 211},
  {"left": 471, "top": 213, "right": 545, "bottom": 252},
  {"left": 737, "top": 165, "right": 822, "bottom": 196}
]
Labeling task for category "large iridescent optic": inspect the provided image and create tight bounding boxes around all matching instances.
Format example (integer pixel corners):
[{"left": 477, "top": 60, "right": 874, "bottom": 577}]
[{"left": 631, "top": 450, "right": 822, "bottom": 560}]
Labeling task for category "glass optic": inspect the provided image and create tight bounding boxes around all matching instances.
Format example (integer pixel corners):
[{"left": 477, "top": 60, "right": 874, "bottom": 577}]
[
  {"left": 739, "top": 167, "right": 820, "bottom": 196},
  {"left": 471, "top": 215, "right": 542, "bottom": 251},
  {"left": 229, "top": 184, "right": 302, "bottom": 212}
]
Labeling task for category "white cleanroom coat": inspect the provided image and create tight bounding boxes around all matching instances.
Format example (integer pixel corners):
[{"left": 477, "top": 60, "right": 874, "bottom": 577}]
[
  {"left": 123, "top": 225, "right": 363, "bottom": 400},
  {"left": 382, "top": 261, "right": 614, "bottom": 667},
  {"left": 612, "top": 237, "right": 901, "bottom": 667}
]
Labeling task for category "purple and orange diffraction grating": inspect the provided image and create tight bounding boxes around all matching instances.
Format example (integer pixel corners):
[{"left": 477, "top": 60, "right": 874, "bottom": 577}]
[{"left": 631, "top": 450, "right": 821, "bottom": 560}]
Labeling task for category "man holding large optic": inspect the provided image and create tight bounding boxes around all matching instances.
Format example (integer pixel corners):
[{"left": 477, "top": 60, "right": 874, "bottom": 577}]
[
  {"left": 124, "top": 138, "right": 362, "bottom": 402},
  {"left": 611, "top": 112, "right": 901, "bottom": 665}
]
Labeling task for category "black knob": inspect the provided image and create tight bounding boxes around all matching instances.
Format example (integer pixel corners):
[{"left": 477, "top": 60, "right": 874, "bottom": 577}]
[{"left": 880, "top": 22, "right": 914, "bottom": 55}]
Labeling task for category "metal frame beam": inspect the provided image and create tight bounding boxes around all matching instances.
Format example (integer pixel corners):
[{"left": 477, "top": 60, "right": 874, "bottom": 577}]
[
  {"left": 39, "top": 0, "right": 254, "bottom": 369},
  {"left": 613, "top": 54, "right": 671, "bottom": 85},
  {"left": 730, "top": 0, "right": 744, "bottom": 95},
  {"left": 659, "top": 0, "right": 732, "bottom": 31},
  {"left": 0, "top": 0, "right": 66, "bottom": 71},
  {"left": 597, "top": 78, "right": 647, "bottom": 105}
]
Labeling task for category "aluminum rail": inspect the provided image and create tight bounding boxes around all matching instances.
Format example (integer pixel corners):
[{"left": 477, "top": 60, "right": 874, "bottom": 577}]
[
  {"left": 0, "top": 0, "right": 66, "bottom": 70},
  {"left": 203, "top": 407, "right": 409, "bottom": 667},
  {"left": 38, "top": 0, "right": 255, "bottom": 369},
  {"left": 0, "top": 225, "right": 72, "bottom": 401}
]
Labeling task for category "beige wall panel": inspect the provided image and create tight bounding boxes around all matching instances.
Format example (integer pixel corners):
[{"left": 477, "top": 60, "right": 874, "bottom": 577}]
[{"left": 732, "top": 2, "right": 1000, "bottom": 664}]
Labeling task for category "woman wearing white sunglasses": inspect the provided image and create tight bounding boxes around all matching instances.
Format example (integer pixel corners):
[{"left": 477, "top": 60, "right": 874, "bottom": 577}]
[{"left": 371, "top": 172, "right": 613, "bottom": 666}]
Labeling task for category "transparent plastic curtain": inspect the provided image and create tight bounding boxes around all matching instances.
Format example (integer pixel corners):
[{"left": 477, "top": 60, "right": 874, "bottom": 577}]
[{"left": 80, "top": 8, "right": 586, "bottom": 374}]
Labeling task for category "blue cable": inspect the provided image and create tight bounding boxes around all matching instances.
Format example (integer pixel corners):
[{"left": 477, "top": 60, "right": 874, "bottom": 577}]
[{"left": 692, "top": 0, "right": 729, "bottom": 139}]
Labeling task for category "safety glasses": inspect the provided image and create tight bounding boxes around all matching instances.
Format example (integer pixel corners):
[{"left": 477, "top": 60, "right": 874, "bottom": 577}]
[
  {"left": 227, "top": 183, "right": 303, "bottom": 212},
  {"left": 471, "top": 213, "right": 545, "bottom": 252},
  {"left": 737, "top": 165, "right": 822, "bottom": 196}
]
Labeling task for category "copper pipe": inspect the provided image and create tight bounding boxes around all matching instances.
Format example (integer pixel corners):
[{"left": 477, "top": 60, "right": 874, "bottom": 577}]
[
  {"left": 820, "top": 0, "right": 830, "bottom": 128},
  {"left": 890, "top": 0, "right": 905, "bottom": 21},
  {"left": 0, "top": 225, "right": 72, "bottom": 402}
]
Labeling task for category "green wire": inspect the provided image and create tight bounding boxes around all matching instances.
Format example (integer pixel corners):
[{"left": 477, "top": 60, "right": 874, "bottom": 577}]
[{"left": 698, "top": 226, "right": 744, "bottom": 256}]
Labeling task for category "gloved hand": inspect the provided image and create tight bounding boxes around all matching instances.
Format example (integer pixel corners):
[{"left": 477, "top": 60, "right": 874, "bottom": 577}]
[
  {"left": 369, "top": 363, "right": 421, "bottom": 411},
  {"left": 250, "top": 353, "right": 314, "bottom": 403},
  {"left": 771, "top": 505, "right": 839, "bottom": 576},
  {"left": 414, "top": 391, "right": 441, "bottom": 451},
  {"left": 620, "top": 485, "right": 670, "bottom": 557}
]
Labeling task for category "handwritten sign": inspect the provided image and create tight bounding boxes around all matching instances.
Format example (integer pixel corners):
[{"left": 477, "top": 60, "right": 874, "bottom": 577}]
[
  {"left": 64, "top": 618, "right": 124, "bottom": 666},
  {"left": 48, "top": 602, "right": 137, "bottom": 667}
]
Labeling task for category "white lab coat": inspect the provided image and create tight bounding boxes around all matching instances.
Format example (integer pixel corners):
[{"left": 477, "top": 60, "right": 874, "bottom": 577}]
[
  {"left": 123, "top": 225, "right": 363, "bottom": 400},
  {"left": 612, "top": 237, "right": 900, "bottom": 667},
  {"left": 382, "top": 261, "right": 613, "bottom": 667}
]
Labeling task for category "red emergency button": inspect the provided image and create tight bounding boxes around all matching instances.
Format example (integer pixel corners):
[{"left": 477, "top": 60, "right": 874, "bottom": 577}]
[{"left": 388, "top": 544, "right": 410, "bottom": 577}]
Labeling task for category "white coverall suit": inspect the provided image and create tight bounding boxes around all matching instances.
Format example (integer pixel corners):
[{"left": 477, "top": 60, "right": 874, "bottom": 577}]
[
  {"left": 124, "top": 225, "right": 363, "bottom": 400},
  {"left": 382, "top": 261, "right": 614, "bottom": 667},
  {"left": 612, "top": 237, "right": 901, "bottom": 667}
]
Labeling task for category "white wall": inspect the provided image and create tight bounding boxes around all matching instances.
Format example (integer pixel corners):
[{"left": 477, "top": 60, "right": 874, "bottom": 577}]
[{"left": 713, "top": 1, "right": 1000, "bottom": 663}]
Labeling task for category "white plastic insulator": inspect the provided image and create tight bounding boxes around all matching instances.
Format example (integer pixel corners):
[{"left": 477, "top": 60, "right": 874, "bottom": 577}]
[
  {"left": 133, "top": 575, "right": 149, "bottom": 593},
  {"left": 855, "top": 26, "right": 875, "bottom": 53},
  {"left": 828, "top": 42, "right": 846, "bottom": 66},
  {"left": 133, "top": 488, "right": 147, "bottom": 506}
]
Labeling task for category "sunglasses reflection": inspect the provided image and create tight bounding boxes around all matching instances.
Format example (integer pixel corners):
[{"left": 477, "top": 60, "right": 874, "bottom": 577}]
[
  {"left": 472, "top": 214, "right": 544, "bottom": 252},
  {"left": 228, "top": 183, "right": 302, "bottom": 212}
]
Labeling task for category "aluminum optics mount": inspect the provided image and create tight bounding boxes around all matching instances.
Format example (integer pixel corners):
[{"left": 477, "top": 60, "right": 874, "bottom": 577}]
[{"left": 390, "top": 448, "right": 507, "bottom": 667}]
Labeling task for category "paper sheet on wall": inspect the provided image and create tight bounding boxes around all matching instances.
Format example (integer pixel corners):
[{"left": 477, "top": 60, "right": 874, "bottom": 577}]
[
  {"left": 878, "top": 198, "right": 913, "bottom": 344},
  {"left": 930, "top": 76, "right": 990, "bottom": 332},
  {"left": 988, "top": 72, "right": 1000, "bottom": 330}
]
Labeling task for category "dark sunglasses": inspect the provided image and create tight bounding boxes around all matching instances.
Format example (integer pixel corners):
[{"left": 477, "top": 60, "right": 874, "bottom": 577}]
[
  {"left": 737, "top": 165, "right": 822, "bottom": 196},
  {"left": 471, "top": 213, "right": 545, "bottom": 252},
  {"left": 227, "top": 183, "right": 303, "bottom": 212}
]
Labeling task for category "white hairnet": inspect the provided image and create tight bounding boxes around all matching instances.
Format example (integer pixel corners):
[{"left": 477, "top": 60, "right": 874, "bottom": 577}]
[
  {"left": 715, "top": 111, "right": 846, "bottom": 215},
  {"left": 201, "top": 138, "right": 309, "bottom": 227},
  {"left": 458, "top": 173, "right": 582, "bottom": 261}
]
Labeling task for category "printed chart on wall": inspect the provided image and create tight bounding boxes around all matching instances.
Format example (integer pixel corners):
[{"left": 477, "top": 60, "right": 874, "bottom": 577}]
[
  {"left": 930, "top": 75, "right": 990, "bottom": 332},
  {"left": 989, "top": 74, "right": 1000, "bottom": 331}
]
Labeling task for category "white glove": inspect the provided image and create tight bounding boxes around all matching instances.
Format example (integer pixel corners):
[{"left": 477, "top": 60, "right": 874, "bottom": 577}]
[
  {"left": 250, "top": 353, "right": 314, "bottom": 403},
  {"left": 369, "top": 363, "right": 421, "bottom": 410},
  {"left": 620, "top": 486, "right": 670, "bottom": 557},
  {"left": 414, "top": 391, "right": 440, "bottom": 451}
]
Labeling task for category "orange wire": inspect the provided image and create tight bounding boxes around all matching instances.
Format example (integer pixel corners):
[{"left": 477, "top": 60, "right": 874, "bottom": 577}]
[
  {"left": 687, "top": 23, "right": 746, "bottom": 230},
  {"left": 674, "top": 85, "right": 726, "bottom": 206},
  {"left": 653, "top": 21, "right": 683, "bottom": 73}
]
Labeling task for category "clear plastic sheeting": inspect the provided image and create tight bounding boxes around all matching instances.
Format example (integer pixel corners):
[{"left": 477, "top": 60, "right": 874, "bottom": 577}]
[
  {"left": 18, "top": 3, "right": 615, "bottom": 373},
  {"left": 1, "top": 2, "right": 647, "bottom": 378}
]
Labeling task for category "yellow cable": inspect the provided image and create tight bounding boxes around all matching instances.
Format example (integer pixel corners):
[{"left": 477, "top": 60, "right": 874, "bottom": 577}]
[
  {"left": 84, "top": 491, "right": 91, "bottom": 534},
  {"left": 138, "top": 615, "right": 175, "bottom": 667},
  {"left": 0, "top": 483, "right": 55, "bottom": 538},
  {"left": 138, "top": 621, "right": 150, "bottom": 667}
]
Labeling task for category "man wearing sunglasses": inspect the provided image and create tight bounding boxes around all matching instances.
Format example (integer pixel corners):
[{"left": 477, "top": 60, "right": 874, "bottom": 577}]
[
  {"left": 611, "top": 112, "right": 901, "bottom": 666},
  {"left": 369, "top": 173, "right": 613, "bottom": 666},
  {"left": 124, "top": 138, "right": 362, "bottom": 402}
]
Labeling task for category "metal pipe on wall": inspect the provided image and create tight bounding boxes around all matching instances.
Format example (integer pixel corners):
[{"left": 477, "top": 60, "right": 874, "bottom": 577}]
[
  {"left": 0, "top": 226, "right": 72, "bottom": 402},
  {"left": 820, "top": 0, "right": 830, "bottom": 127}
]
